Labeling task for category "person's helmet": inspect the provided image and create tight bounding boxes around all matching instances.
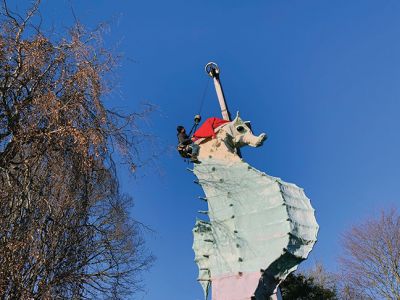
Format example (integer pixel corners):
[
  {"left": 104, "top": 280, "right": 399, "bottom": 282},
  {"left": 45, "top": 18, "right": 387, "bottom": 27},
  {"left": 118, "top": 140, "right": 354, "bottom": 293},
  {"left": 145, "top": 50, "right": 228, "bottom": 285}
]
[{"left": 177, "top": 125, "right": 184, "bottom": 133}]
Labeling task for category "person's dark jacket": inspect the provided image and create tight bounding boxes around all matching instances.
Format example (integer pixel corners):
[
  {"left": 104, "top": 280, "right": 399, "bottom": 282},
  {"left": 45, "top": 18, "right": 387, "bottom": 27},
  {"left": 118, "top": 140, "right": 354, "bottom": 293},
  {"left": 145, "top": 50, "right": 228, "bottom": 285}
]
[{"left": 178, "top": 132, "right": 192, "bottom": 145}]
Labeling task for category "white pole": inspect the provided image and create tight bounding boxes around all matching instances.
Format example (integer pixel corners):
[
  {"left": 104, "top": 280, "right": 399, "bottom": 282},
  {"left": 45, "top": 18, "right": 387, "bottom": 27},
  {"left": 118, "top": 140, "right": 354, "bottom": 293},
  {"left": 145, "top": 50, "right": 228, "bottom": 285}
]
[{"left": 205, "top": 62, "right": 231, "bottom": 121}]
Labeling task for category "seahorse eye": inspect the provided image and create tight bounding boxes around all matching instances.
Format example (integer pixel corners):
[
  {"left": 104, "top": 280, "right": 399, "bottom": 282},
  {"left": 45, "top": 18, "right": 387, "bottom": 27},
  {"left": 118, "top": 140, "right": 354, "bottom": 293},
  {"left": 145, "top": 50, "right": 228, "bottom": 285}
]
[{"left": 236, "top": 125, "right": 245, "bottom": 133}]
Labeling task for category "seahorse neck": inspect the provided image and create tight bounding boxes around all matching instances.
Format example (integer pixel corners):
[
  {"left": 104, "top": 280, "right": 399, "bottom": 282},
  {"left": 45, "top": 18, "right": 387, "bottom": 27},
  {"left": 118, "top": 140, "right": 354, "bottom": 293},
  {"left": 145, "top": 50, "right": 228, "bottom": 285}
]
[{"left": 197, "top": 136, "right": 242, "bottom": 163}]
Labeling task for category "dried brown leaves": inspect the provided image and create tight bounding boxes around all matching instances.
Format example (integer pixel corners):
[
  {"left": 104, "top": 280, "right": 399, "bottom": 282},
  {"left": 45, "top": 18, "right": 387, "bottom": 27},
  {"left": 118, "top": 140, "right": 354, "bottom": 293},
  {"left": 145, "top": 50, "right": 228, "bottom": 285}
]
[{"left": 0, "top": 1, "right": 153, "bottom": 299}]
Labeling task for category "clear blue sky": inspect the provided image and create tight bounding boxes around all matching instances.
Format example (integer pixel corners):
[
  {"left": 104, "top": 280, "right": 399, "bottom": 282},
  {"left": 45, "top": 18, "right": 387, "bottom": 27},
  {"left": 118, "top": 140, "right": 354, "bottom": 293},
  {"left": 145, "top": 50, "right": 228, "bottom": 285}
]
[{"left": 12, "top": 0, "right": 400, "bottom": 299}]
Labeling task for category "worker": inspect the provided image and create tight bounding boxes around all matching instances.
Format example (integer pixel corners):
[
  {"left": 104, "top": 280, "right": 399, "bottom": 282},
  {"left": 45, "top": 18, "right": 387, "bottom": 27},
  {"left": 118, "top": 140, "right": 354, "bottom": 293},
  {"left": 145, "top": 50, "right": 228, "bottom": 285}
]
[{"left": 177, "top": 125, "right": 200, "bottom": 163}]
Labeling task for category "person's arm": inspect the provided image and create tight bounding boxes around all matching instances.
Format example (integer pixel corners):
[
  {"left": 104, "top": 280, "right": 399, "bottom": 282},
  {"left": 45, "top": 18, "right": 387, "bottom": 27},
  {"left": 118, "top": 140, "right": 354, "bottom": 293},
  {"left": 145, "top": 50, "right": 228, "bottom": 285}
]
[
  {"left": 181, "top": 138, "right": 192, "bottom": 145},
  {"left": 178, "top": 134, "right": 192, "bottom": 145}
]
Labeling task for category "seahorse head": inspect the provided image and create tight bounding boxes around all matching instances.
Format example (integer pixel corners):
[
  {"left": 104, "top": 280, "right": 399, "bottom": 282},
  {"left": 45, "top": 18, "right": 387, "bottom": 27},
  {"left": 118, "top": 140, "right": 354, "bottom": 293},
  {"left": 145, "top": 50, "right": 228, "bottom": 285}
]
[{"left": 227, "top": 112, "right": 267, "bottom": 148}]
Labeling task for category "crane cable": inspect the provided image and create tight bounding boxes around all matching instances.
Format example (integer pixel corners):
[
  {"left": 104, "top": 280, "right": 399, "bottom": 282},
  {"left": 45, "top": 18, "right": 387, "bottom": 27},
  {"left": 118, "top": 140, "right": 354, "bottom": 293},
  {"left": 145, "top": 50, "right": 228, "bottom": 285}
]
[
  {"left": 188, "top": 78, "right": 210, "bottom": 137},
  {"left": 197, "top": 77, "right": 210, "bottom": 116}
]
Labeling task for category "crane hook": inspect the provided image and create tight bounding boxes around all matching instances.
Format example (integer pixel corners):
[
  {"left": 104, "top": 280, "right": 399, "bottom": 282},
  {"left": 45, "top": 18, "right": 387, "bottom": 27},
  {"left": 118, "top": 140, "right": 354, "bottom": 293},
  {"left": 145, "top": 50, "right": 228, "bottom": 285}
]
[{"left": 205, "top": 62, "right": 220, "bottom": 78}]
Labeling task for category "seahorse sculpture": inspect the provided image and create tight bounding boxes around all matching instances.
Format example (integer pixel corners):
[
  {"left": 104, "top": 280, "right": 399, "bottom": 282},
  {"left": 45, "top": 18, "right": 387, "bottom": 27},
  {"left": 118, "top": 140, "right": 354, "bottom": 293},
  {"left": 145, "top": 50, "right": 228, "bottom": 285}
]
[{"left": 191, "top": 112, "right": 319, "bottom": 300}]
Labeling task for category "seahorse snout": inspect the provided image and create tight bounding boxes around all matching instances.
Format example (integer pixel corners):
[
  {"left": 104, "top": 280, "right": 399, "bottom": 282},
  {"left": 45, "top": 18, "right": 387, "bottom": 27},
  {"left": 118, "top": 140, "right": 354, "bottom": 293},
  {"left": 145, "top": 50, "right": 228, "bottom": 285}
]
[
  {"left": 255, "top": 133, "right": 267, "bottom": 146},
  {"left": 239, "top": 132, "right": 267, "bottom": 147}
]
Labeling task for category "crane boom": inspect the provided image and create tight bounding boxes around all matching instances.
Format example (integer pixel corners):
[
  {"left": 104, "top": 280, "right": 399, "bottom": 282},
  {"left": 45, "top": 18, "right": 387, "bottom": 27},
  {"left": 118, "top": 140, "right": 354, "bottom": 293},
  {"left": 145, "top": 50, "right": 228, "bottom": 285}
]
[
  {"left": 205, "top": 62, "right": 231, "bottom": 121},
  {"left": 205, "top": 62, "right": 242, "bottom": 157}
]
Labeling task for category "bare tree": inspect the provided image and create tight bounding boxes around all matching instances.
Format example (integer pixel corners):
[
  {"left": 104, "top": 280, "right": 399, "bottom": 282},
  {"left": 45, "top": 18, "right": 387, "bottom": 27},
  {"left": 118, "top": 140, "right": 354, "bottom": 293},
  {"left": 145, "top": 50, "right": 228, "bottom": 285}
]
[
  {"left": 304, "top": 262, "right": 337, "bottom": 293},
  {"left": 338, "top": 208, "right": 400, "bottom": 300},
  {"left": 0, "top": 1, "right": 154, "bottom": 299}
]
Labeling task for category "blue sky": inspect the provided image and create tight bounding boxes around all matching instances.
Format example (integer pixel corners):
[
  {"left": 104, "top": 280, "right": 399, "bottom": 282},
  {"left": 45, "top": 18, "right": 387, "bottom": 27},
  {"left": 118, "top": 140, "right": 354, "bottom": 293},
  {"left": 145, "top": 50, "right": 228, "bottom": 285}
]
[{"left": 12, "top": 0, "right": 400, "bottom": 299}]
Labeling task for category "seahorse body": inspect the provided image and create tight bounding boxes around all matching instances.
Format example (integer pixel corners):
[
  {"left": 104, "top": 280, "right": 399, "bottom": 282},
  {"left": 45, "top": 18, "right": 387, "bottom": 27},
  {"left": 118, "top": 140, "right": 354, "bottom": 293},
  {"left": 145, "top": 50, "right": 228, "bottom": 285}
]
[{"left": 190, "top": 116, "right": 319, "bottom": 300}]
